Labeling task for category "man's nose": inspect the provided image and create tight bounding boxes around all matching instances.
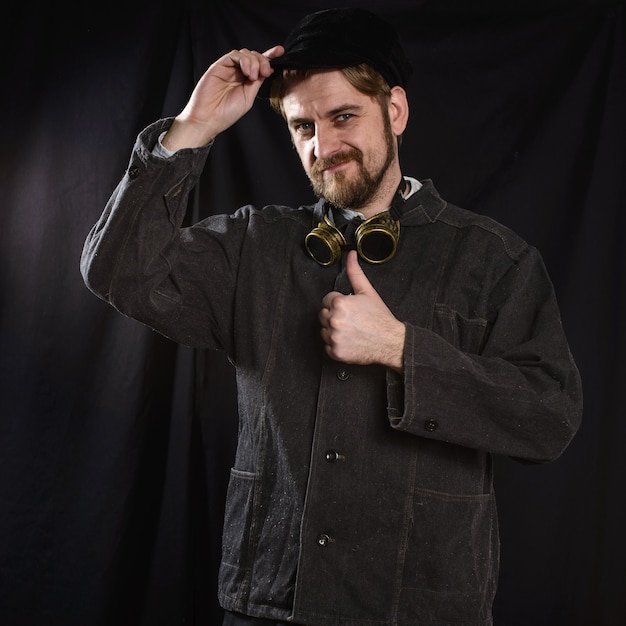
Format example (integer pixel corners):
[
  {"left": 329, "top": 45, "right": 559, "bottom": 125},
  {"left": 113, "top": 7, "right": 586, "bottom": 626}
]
[{"left": 313, "top": 126, "right": 341, "bottom": 160}]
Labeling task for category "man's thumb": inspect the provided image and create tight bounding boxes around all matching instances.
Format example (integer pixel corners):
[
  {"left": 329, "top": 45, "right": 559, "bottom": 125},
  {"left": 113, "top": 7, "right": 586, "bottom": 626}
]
[{"left": 346, "top": 250, "right": 373, "bottom": 294}]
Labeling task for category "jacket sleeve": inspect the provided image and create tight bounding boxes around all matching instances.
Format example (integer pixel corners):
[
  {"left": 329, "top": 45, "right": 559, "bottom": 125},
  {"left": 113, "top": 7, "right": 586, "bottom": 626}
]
[
  {"left": 80, "top": 118, "right": 242, "bottom": 350},
  {"left": 388, "top": 245, "right": 583, "bottom": 463}
]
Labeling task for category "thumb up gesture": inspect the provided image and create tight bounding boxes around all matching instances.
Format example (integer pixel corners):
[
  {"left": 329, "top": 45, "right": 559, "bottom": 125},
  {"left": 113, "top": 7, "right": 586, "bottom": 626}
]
[{"left": 319, "top": 251, "right": 405, "bottom": 372}]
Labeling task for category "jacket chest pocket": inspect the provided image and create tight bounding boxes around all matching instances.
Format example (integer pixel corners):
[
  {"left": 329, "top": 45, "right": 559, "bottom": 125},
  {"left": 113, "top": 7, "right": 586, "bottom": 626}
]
[{"left": 432, "top": 303, "right": 491, "bottom": 355}]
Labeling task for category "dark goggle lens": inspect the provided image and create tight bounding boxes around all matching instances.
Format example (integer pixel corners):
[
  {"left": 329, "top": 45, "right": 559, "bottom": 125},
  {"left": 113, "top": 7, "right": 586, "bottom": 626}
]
[
  {"left": 305, "top": 218, "right": 345, "bottom": 266},
  {"left": 305, "top": 233, "right": 335, "bottom": 266},
  {"left": 358, "top": 229, "right": 397, "bottom": 263}
]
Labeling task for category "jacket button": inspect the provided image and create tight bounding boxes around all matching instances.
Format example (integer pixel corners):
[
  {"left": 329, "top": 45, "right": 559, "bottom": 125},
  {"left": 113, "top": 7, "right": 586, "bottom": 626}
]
[
  {"left": 325, "top": 450, "right": 345, "bottom": 463},
  {"left": 336, "top": 368, "right": 350, "bottom": 381},
  {"left": 317, "top": 533, "right": 333, "bottom": 547},
  {"left": 424, "top": 419, "right": 438, "bottom": 432},
  {"left": 128, "top": 166, "right": 140, "bottom": 179}
]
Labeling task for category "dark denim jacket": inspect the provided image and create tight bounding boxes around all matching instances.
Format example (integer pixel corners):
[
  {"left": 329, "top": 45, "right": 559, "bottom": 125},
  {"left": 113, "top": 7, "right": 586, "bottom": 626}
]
[{"left": 81, "top": 118, "right": 582, "bottom": 626}]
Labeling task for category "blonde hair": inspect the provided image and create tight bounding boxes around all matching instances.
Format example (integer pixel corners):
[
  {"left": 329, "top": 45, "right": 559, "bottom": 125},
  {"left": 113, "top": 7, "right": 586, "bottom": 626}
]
[{"left": 269, "top": 63, "right": 392, "bottom": 118}]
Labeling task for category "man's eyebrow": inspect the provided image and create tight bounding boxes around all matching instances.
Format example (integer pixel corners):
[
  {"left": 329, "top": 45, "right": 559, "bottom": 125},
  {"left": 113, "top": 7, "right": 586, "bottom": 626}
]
[
  {"left": 326, "top": 103, "right": 364, "bottom": 117},
  {"left": 287, "top": 115, "right": 312, "bottom": 127},
  {"left": 287, "top": 103, "right": 365, "bottom": 126}
]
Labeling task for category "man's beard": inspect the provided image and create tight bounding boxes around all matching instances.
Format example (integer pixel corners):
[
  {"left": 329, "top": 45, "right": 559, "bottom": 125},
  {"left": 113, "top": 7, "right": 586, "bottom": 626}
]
[{"left": 307, "top": 117, "right": 396, "bottom": 211}]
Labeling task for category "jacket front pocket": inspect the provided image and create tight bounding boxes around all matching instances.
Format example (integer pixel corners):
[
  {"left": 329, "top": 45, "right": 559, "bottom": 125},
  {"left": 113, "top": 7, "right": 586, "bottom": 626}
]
[
  {"left": 218, "top": 468, "right": 258, "bottom": 597},
  {"left": 397, "top": 486, "right": 498, "bottom": 622}
]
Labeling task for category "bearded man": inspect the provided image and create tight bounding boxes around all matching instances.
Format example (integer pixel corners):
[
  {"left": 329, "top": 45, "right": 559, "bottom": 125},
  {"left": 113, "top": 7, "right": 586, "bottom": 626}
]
[{"left": 81, "top": 8, "right": 582, "bottom": 626}]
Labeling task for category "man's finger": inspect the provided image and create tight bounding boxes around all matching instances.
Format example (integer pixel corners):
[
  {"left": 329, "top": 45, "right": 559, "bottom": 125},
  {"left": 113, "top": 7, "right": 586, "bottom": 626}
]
[
  {"left": 321, "top": 290, "right": 342, "bottom": 310},
  {"left": 346, "top": 250, "right": 374, "bottom": 295},
  {"left": 263, "top": 45, "right": 285, "bottom": 60}
]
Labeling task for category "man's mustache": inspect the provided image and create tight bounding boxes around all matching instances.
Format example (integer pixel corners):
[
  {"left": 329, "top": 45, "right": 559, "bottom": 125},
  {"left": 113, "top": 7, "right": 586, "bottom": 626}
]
[{"left": 310, "top": 148, "right": 363, "bottom": 177}]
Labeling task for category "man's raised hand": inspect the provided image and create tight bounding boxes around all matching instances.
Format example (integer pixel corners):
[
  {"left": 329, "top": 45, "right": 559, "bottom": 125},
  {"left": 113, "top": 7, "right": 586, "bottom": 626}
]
[
  {"left": 163, "top": 45, "right": 284, "bottom": 151},
  {"left": 319, "top": 250, "right": 405, "bottom": 372}
]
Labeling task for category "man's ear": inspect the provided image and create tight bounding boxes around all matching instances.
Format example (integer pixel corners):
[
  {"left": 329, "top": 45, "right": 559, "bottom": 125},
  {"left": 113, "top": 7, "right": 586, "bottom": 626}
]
[{"left": 388, "top": 86, "right": 409, "bottom": 137}]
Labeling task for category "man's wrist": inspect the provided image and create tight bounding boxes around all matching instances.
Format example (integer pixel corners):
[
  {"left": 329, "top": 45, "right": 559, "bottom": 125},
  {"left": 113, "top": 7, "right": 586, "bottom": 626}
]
[{"left": 161, "top": 116, "right": 216, "bottom": 152}]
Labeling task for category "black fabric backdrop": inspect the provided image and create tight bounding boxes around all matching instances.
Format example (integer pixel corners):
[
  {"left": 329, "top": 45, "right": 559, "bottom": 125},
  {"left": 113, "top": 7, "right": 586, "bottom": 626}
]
[{"left": 1, "top": 1, "right": 624, "bottom": 624}]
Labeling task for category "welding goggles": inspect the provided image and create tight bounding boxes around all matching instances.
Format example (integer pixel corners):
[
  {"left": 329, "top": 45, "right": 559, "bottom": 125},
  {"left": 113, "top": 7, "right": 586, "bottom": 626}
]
[{"left": 304, "top": 210, "right": 400, "bottom": 266}]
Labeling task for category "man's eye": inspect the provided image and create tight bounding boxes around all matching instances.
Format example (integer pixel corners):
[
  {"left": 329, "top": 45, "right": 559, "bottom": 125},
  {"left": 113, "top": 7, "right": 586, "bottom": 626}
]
[
  {"left": 295, "top": 123, "right": 314, "bottom": 134},
  {"left": 337, "top": 113, "right": 353, "bottom": 122}
]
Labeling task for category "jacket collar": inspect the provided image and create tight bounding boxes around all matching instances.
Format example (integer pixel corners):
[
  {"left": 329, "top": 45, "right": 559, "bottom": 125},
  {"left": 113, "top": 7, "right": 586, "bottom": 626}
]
[{"left": 310, "top": 178, "right": 447, "bottom": 226}]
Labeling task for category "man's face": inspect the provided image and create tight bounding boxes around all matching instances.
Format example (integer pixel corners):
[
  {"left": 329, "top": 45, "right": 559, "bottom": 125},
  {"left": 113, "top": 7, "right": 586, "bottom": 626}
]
[{"left": 281, "top": 70, "right": 401, "bottom": 214}]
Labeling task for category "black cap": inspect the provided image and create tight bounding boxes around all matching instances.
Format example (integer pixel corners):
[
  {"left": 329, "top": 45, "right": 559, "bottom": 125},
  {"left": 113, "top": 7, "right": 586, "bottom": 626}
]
[{"left": 263, "top": 8, "right": 412, "bottom": 95}]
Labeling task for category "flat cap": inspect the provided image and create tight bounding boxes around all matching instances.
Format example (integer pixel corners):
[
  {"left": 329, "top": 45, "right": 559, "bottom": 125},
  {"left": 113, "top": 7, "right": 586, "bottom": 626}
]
[{"left": 265, "top": 7, "right": 412, "bottom": 93}]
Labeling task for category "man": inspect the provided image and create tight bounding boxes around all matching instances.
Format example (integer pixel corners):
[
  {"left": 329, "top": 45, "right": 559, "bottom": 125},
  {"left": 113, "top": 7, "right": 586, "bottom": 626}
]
[{"left": 81, "top": 7, "right": 582, "bottom": 626}]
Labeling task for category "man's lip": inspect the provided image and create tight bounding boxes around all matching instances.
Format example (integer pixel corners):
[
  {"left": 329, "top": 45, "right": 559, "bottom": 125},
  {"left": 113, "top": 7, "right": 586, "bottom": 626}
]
[{"left": 323, "top": 160, "right": 351, "bottom": 173}]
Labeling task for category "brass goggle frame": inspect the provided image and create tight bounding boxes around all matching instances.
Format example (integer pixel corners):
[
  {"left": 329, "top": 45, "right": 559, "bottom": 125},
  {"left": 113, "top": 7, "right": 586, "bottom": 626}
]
[{"left": 305, "top": 210, "right": 400, "bottom": 266}]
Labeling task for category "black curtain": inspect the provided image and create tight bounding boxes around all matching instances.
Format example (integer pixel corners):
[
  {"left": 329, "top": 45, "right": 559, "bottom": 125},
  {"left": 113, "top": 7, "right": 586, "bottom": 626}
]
[{"left": 1, "top": 1, "right": 624, "bottom": 624}]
